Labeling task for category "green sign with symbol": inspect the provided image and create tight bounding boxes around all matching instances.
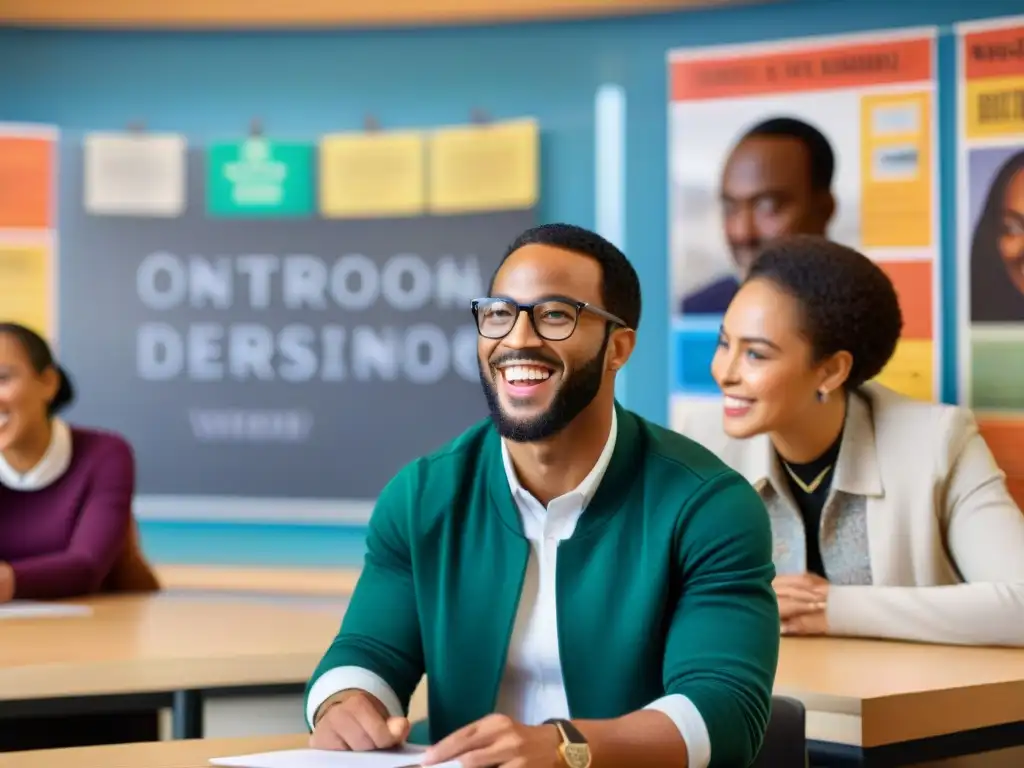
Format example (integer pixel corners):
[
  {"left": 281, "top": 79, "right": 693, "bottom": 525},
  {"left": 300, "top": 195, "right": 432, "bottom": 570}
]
[{"left": 206, "top": 138, "right": 314, "bottom": 217}]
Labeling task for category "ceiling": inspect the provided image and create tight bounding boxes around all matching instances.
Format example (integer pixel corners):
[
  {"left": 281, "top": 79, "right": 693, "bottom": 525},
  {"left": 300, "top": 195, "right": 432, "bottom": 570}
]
[{"left": 0, "top": 0, "right": 769, "bottom": 29}]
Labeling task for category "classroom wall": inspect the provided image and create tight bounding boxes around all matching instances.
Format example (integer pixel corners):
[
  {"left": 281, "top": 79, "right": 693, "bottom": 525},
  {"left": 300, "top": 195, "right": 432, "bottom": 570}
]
[{"left": 1, "top": 0, "right": 1017, "bottom": 567}]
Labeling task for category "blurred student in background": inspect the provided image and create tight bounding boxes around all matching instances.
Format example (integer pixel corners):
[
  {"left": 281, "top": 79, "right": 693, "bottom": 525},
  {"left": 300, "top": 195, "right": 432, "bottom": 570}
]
[
  {"left": 680, "top": 237, "right": 1024, "bottom": 647},
  {"left": 0, "top": 322, "right": 160, "bottom": 751},
  {"left": 0, "top": 322, "right": 158, "bottom": 603}
]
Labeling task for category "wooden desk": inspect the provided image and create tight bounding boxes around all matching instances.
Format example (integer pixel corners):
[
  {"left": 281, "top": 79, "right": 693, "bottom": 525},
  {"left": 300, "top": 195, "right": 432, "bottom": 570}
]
[
  {"left": 776, "top": 637, "right": 1024, "bottom": 765},
  {"left": 0, "top": 595, "right": 341, "bottom": 739},
  {"left": 0, "top": 734, "right": 308, "bottom": 768},
  {"left": 154, "top": 565, "right": 358, "bottom": 597}
]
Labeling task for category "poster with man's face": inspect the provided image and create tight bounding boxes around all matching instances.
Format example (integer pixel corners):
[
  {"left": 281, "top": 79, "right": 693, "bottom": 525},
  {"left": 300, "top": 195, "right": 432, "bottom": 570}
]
[{"left": 667, "top": 31, "right": 941, "bottom": 431}]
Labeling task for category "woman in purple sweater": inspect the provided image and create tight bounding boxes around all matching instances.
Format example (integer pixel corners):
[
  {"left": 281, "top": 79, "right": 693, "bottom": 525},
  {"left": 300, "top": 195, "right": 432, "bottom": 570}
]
[
  {"left": 0, "top": 323, "right": 159, "bottom": 751},
  {"left": 0, "top": 323, "right": 158, "bottom": 602}
]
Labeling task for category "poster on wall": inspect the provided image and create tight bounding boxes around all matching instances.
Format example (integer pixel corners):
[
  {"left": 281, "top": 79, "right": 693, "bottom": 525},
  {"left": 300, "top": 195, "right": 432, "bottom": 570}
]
[
  {"left": 956, "top": 15, "right": 1024, "bottom": 506},
  {"left": 59, "top": 139, "right": 536, "bottom": 521},
  {"left": 667, "top": 29, "right": 941, "bottom": 431},
  {"left": 0, "top": 123, "right": 58, "bottom": 342}
]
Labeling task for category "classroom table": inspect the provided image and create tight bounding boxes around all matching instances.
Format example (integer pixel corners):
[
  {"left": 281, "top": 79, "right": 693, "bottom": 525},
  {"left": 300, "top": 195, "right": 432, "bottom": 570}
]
[
  {"left": 154, "top": 565, "right": 358, "bottom": 597},
  {"left": 776, "top": 636, "right": 1024, "bottom": 767},
  {"left": 0, "top": 594, "right": 341, "bottom": 740},
  {"left": 0, "top": 734, "right": 309, "bottom": 768}
]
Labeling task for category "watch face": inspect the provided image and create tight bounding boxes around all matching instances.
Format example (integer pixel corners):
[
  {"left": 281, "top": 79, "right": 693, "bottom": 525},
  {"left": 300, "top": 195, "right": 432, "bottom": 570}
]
[{"left": 562, "top": 743, "right": 591, "bottom": 768}]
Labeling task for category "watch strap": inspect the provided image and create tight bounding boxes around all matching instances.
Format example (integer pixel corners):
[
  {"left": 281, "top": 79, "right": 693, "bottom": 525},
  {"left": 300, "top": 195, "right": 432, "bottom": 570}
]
[{"left": 543, "top": 718, "right": 587, "bottom": 744}]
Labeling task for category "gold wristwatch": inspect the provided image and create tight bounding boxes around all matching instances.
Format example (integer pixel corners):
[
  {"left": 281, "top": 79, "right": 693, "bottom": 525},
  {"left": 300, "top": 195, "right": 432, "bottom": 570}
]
[{"left": 544, "top": 718, "right": 592, "bottom": 768}]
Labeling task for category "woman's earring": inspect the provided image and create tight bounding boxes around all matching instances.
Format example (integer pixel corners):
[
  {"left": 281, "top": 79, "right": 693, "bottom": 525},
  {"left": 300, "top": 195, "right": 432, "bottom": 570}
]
[{"left": 817, "top": 389, "right": 829, "bottom": 404}]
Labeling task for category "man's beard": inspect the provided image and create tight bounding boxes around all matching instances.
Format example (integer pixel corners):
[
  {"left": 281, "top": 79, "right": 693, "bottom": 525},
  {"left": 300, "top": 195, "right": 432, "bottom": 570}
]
[{"left": 479, "top": 336, "right": 609, "bottom": 443}]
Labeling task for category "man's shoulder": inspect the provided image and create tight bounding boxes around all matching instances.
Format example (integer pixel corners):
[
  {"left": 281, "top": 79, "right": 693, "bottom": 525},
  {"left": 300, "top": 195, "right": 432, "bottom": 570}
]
[
  {"left": 626, "top": 411, "right": 769, "bottom": 550},
  {"left": 630, "top": 410, "right": 743, "bottom": 489},
  {"left": 680, "top": 275, "right": 739, "bottom": 314},
  {"left": 381, "top": 416, "right": 495, "bottom": 501}
]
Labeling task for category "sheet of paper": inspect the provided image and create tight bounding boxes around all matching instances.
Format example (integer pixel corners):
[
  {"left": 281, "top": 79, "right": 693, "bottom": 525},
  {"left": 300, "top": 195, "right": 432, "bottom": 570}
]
[
  {"left": 0, "top": 601, "right": 93, "bottom": 620},
  {"left": 427, "top": 117, "right": 538, "bottom": 214},
  {"left": 0, "top": 124, "right": 57, "bottom": 229},
  {"left": 0, "top": 236, "right": 54, "bottom": 339},
  {"left": 319, "top": 130, "right": 426, "bottom": 218},
  {"left": 84, "top": 131, "right": 187, "bottom": 217},
  {"left": 210, "top": 747, "right": 459, "bottom": 768}
]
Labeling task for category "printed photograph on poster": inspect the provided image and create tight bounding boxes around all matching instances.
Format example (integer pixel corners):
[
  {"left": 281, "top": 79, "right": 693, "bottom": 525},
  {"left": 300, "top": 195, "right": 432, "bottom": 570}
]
[
  {"left": 956, "top": 15, "right": 1024, "bottom": 507},
  {"left": 666, "top": 29, "right": 941, "bottom": 431}
]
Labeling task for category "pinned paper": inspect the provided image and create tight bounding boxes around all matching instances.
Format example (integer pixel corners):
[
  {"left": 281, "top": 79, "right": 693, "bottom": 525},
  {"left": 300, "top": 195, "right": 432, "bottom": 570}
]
[
  {"left": 0, "top": 238, "right": 53, "bottom": 338},
  {"left": 0, "top": 125, "right": 56, "bottom": 229},
  {"left": 319, "top": 131, "right": 426, "bottom": 218},
  {"left": 428, "top": 118, "right": 539, "bottom": 215},
  {"left": 84, "top": 132, "right": 187, "bottom": 217},
  {"left": 207, "top": 138, "right": 314, "bottom": 218}
]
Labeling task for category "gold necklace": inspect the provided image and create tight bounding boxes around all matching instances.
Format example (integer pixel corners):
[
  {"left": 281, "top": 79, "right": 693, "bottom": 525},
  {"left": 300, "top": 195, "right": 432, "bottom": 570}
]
[{"left": 782, "top": 462, "right": 833, "bottom": 494}]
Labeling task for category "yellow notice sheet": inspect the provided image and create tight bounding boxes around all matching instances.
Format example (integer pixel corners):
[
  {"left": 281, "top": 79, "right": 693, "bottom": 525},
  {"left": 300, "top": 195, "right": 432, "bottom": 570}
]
[
  {"left": 0, "top": 239, "right": 52, "bottom": 338},
  {"left": 319, "top": 131, "right": 426, "bottom": 218},
  {"left": 428, "top": 118, "right": 538, "bottom": 214}
]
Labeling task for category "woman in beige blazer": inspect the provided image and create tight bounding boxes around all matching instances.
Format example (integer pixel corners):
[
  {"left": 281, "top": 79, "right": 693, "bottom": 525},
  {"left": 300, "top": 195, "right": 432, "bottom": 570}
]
[{"left": 678, "top": 235, "right": 1024, "bottom": 647}]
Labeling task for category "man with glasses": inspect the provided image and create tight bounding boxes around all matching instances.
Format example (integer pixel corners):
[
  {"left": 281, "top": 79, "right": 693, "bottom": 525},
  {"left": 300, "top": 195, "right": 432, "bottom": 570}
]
[{"left": 306, "top": 223, "right": 779, "bottom": 768}]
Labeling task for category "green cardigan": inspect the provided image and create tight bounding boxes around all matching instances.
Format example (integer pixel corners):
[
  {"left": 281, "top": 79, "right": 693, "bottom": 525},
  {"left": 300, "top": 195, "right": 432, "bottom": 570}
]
[{"left": 307, "top": 405, "right": 780, "bottom": 767}]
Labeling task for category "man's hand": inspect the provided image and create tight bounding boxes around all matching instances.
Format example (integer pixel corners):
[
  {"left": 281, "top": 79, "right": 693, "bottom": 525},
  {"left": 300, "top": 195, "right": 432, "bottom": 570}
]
[
  {"left": 422, "top": 714, "right": 562, "bottom": 768},
  {"left": 773, "top": 573, "right": 829, "bottom": 636},
  {"left": 309, "top": 690, "right": 410, "bottom": 751},
  {"left": 0, "top": 563, "right": 14, "bottom": 603}
]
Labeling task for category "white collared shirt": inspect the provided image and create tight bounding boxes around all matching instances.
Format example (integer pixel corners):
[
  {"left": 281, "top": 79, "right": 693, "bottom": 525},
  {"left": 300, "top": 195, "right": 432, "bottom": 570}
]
[
  {"left": 308, "top": 411, "right": 711, "bottom": 767},
  {"left": 0, "top": 418, "right": 72, "bottom": 491}
]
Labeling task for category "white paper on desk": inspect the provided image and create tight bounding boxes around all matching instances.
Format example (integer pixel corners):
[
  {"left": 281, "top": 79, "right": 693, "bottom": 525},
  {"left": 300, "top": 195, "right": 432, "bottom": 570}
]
[
  {"left": 0, "top": 601, "right": 92, "bottom": 620},
  {"left": 209, "top": 747, "right": 461, "bottom": 768}
]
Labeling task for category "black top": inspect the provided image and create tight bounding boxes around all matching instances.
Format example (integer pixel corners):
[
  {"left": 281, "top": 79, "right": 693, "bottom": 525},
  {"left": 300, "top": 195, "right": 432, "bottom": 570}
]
[{"left": 779, "top": 433, "right": 843, "bottom": 578}]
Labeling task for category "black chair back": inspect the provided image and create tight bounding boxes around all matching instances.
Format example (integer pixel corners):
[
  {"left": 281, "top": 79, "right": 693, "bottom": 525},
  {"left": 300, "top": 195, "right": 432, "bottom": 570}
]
[{"left": 751, "top": 695, "right": 807, "bottom": 768}]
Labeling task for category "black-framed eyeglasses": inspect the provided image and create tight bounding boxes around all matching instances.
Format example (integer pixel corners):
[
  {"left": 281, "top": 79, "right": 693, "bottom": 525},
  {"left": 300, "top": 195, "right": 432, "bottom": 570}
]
[{"left": 471, "top": 296, "right": 630, "bottom": 341}]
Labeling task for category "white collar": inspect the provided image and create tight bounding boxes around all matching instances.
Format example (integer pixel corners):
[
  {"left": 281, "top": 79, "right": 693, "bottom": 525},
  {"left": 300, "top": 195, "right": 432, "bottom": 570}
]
[
  {"left": 501, "top": 409, "right": 618, "bottom": 508},
  {"left": 0, "top": 419, "right": 73, "bottom": 491}
]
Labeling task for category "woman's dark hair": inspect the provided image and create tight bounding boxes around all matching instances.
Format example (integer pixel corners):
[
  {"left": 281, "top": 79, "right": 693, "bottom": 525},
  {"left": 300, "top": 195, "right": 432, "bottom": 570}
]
[
  {"left": 745, "top": 235, "right": 903, "bottom": 391},
  {"left": 970, "top": 149, "right": 1024, "bottom": 322},
  {"left": 0, "top": 322, "right": 76, "bottom": 415}
]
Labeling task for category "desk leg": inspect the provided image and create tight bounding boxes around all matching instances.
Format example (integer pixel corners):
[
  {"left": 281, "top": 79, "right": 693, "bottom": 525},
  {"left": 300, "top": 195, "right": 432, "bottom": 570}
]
[{"left": 171, "top": 690, "right": 204, "bottom": 740}]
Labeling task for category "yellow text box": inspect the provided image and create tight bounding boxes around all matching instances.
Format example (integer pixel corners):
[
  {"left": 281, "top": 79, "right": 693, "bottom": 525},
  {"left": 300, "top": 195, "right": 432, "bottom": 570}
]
[
  {"left": 873, "top": 338, "right": 933, "bottom": 402},
  {"left": 428, "top": 118, "right": 538, "bottom": 215},
  {"left": 0, "top": 241, "right": 51, "bottom": 338},
  {"left": 860, "top": 91, "right": 933, "bottom": 249},
  {"left": 964, "top": 75, "right": 1024, "bottom": 141},
  {"left": 319, "top": 131, "right": 426, "bottom": 218}
]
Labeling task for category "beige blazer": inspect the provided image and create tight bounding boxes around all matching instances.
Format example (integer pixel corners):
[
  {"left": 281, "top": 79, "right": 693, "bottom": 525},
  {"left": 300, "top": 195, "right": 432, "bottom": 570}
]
[{"left": 678, "top": 382, "right": 1024, "bottom": 647}]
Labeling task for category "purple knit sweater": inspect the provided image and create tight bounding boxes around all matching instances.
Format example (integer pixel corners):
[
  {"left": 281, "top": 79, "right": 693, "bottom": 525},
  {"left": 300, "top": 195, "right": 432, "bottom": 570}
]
[{"left": 0, "top": 427, "right": 135, "bottom": 600}]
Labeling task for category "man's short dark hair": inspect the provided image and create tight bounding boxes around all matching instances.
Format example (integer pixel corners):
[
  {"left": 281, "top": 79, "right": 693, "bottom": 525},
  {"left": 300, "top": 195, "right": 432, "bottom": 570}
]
[
  {"left": 490, "top": 223, "right": 642, "bottom": 331},
  {"left": 740, "top": 117, "right": 836, "bottom": 192}
]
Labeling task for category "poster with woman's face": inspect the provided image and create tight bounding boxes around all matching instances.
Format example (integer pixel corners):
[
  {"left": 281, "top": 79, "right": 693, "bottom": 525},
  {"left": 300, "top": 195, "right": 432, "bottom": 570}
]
[
  {"left": 957, "top": 15, "right": 1024, "bottom": 510},
  {"left": 963, "top": 146, "right": 1024, "bottom": 412}
]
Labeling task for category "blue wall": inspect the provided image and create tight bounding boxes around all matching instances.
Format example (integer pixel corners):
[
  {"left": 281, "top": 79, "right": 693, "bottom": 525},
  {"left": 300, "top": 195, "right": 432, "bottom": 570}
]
[{"left": 1, "top": 0, "right": 1016, "bottom": 566}]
